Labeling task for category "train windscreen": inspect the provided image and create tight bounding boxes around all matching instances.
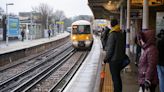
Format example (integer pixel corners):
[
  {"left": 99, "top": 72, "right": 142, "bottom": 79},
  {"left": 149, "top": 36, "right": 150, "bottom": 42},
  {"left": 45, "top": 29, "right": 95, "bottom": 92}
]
[{"left": 72, "top": 25, "right": 90, "bottom": 34}]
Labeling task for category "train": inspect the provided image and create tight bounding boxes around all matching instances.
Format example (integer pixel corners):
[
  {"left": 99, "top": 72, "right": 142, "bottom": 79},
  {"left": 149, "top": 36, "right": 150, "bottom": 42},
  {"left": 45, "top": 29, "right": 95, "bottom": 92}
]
[
  {"left": 71, "top": 20, "right": 93, "bottom": 49},
  {"left": 66, "top": 27, "right": 71, "bottom": 33}
]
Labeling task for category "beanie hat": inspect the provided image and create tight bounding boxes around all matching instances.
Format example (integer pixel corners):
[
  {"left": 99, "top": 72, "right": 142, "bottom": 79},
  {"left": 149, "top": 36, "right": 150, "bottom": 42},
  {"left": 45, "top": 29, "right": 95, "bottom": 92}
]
[{"left": 111, "top": 19, "right": 118, "bottom": 27}]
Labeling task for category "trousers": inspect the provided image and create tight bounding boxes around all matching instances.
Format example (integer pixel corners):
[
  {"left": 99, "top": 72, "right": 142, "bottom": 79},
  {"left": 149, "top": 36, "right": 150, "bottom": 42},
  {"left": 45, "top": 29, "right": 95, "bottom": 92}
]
[
  {"left": 157, "top": 65, "right": 164, "bottom": 92},
  {"left": 109, "top": 61, "right": 122, "bottom": 92}
]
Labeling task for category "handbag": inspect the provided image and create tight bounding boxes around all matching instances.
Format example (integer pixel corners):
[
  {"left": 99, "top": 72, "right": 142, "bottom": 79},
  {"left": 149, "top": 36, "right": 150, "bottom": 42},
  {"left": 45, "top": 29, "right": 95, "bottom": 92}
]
[
  {"left": 138, "top": 87, "right": 143, "bottom": 92},
  {"left": 121, "top": 54, "right": 130, "bottom": 70},
  {"left": 138, "top": 87, "right": 150, "bottom": 92},
  {"left": 145, "top": 89, "right": 150, "bottom": 92}
]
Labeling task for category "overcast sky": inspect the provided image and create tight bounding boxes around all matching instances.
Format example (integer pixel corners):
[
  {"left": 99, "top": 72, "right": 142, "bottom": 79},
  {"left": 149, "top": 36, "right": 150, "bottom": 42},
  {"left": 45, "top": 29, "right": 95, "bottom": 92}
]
[{"left": 0, "top": 0, "right": 93, "bottom": 18}]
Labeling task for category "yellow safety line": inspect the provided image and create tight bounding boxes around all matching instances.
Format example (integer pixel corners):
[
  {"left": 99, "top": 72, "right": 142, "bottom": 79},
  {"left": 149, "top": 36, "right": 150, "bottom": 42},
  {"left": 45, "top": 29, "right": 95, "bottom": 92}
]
[{"left": 102, "top": 64, "right": 113, "bottom": 92}]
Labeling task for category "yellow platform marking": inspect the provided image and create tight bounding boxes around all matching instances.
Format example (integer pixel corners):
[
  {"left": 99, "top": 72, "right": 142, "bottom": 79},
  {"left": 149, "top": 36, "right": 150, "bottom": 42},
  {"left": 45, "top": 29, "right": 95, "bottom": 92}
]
[{"left": 102, "top": 64, "right": 113, "bottom": 92}]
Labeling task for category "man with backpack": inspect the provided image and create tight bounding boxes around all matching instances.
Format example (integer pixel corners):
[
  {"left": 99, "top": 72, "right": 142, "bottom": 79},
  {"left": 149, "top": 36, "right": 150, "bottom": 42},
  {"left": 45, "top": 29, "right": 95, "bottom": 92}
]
[{"left": 104, "top": 19, "right": 126, "bottom": 92}]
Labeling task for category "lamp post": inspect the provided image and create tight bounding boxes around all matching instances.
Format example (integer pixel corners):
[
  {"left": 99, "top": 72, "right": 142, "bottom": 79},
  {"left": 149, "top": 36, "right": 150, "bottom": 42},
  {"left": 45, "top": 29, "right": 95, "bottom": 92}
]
[
  {"left": 30, "top": 11, "right": 33, "bottom": 40},
  {"left": 6, "top": 3, "right": 14, "bottom": 46},
  {"left": 46, "top": 14, "right": 49, "bottom": 29},
  {"left": 30, "top": 11, "right": 36, "bottom": 40}
]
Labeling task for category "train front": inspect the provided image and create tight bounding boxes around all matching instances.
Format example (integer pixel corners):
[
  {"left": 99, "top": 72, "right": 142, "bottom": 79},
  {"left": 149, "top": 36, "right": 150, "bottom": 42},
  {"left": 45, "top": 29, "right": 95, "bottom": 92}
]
[{"left": 71, "top": 20, "right": 93, "bottom": 49}]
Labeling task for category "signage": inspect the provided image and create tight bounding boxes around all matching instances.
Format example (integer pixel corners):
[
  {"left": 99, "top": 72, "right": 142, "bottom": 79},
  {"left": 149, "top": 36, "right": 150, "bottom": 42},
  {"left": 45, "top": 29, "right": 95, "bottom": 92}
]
[
  {"left": 56, "top": 21, "right": 64, "bottom": 24},
  {"left": 8, "top": 16, "right": 19, "bottom": 37}
]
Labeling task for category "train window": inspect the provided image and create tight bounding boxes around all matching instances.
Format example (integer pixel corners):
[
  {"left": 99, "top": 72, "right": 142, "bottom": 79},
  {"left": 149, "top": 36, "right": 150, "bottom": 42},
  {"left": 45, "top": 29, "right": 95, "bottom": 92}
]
[
  {"left": 84, "top": 25, "right": 90, "bottom": 34},
  {"left": 72, "top": 25, "right": 90, "bottom": 34},
  {"left": 79, "top": 26, "right": 84, "bottom": 33},
  {"left": 78, "top": 25, "right": 90, "bottom": 34},
  {"left": 72, "top": 26, "right": 78, "bottom": 34}
]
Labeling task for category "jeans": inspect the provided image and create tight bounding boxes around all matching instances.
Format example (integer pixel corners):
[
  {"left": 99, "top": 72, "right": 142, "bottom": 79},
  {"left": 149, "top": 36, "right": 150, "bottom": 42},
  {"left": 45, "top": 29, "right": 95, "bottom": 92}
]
[
  {"left": 157, "top": 65, "right": 164, "bottom": 92},
  {"left": 109, "top": 61, "right": 122, "bottom": 92}
]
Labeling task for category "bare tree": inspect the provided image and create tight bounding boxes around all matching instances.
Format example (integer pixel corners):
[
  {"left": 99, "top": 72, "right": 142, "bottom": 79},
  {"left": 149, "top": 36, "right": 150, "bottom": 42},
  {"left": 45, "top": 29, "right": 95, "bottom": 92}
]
[
  {"left": 63, "top": 18, "right": 72, "bottom": 30},
  {"left": 32, "top": 3, "right": 53, "bottom": 32},
  {"left": 0, "top": 7, "right": 4, "bottom": 15},
  {"left": 72, "top": 15, "right": 93, "bottom": 22},
  {"left": 53, "top": 10, "right": 66, "bottom": 33},
  {"left": 54, "top": 10, "right": 66, "bottom": 21}
]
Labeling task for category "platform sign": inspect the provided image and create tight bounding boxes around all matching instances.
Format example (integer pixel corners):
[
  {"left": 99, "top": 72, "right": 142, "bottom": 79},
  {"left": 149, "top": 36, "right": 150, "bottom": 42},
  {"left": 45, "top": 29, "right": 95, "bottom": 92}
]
[
  {"left": 8, "top": 17, "right": 19, "bottom": 37},
  {"left": 56, "top": 21, "right": 64, "bottom": 24}
]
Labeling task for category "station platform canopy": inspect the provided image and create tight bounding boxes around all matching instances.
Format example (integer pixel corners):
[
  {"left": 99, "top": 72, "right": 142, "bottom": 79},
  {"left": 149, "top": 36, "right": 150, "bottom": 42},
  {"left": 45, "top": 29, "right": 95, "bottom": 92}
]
[{"left": 88, "top": 0, "right": 164, "bottom": 19}]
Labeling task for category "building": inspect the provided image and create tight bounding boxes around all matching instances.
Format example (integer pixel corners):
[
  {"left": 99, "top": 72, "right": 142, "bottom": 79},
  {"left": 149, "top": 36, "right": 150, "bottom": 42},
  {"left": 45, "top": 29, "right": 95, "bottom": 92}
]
[{"left": 19, "top": 12, "right": 42, "bottom": 39}]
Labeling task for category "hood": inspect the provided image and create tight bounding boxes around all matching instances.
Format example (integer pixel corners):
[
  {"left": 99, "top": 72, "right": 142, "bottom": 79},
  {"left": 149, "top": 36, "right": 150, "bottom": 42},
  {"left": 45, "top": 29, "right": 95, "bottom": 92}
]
[{"left": 142, "top": 30, "right": 156, "bottom": 48}]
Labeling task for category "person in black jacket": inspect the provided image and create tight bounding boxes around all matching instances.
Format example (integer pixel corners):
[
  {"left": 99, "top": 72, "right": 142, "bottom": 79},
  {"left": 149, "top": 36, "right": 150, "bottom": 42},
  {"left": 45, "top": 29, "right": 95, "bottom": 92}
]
[
  {"left": 21, "top": 28, "right": 25, "bottom": 41},
  {"left": 104, "top": 19, "right": 125, "bottom": 92},
  {"left": 101, "top": 26, "right": 110, "bottom": 50},
  {"left": 134, "top": 36, "right": 141, "bottom": 67},
  {"left": 157, "top": 29, "right": 164, "bottom": 92}
]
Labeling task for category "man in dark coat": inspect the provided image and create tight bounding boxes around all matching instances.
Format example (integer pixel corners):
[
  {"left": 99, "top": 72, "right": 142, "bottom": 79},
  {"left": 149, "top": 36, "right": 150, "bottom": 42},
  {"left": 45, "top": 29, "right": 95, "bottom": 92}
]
[
  {"left": 104, "top": 19, "right": 125, "bottom": 92},
  {"left": 157, "top": 29, "right": 164, "bottom": 92}
]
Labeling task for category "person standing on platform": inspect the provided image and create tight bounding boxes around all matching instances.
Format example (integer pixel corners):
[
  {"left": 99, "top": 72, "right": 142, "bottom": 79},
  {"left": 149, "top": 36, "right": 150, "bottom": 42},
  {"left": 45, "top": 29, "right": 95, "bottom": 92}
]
[
  {"left": 101, "top": 26, "right": 110, "bottom": 50},
  {"left": 134, "top": 36, "right": 141, "bottom": 67},
  {"left": 104, "top": 19, "right": 125, "bottom": 92},
  {"left": 137, "top": 30, "right": 158, "bottom": 92},
  {"left": 21, "top": 28, "right": 25, "bottom": 41},
  {"left": 48, "top": 28, "right": 51, "bottom": 39},
  {"left": 157, "top": 29, "right": 164, "bottom": 92}
]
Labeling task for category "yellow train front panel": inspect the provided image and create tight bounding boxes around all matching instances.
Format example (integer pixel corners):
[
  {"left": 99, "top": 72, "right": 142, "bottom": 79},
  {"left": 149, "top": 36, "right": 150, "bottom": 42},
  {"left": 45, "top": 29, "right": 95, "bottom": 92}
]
[{"left": 71, "top": 34, "right": 93, "bottom": 48}]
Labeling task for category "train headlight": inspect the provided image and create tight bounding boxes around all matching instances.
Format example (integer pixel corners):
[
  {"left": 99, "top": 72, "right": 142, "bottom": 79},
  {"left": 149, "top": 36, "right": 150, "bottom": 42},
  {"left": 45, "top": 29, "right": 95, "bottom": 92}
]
[
  {"left": 86, "top": 36, "right": 89, "bottom": 40},
  {"left": 72, "top": 36, "right": 76, "bottom": 40}
]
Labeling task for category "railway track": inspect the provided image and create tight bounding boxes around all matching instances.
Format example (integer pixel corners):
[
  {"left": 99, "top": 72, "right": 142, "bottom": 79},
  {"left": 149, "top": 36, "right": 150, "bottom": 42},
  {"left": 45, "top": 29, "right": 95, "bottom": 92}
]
[
  {"left": 10, "top": 49, "right": 76, "bottom": 92},
  {"left": 22, "top": 51, "right": 88, "bottom": 92},
  {"left": 0, "top": 41, "right": 89, "bottom": 92},
  {"left": 0, "top": 44, "right": 74, "bottom": 92},
  {"left": 0, "top": 49, "right": 88, "bottom": 92},
  {"left": 0, "top": 42, "right": 71, "bottom": 82},
  {"left": 48, "top": 51, "right": 88, "bottom": 92}
]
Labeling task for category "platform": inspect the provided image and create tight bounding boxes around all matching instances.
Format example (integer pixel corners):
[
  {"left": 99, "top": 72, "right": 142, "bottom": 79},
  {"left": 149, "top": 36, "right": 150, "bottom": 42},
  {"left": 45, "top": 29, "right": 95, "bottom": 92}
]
[
  {"left": 0, "top": 32, "right": 70, "bottom": 67},
  {"left": 0, "top": 32, "right": 70, "bottom": 55}
]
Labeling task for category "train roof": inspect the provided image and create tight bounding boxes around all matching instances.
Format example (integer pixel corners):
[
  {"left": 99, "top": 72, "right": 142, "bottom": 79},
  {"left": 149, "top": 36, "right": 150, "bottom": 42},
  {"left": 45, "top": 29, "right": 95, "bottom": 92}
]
[{"left": 72, "top": 20, "right": 91, "bottom": 25}]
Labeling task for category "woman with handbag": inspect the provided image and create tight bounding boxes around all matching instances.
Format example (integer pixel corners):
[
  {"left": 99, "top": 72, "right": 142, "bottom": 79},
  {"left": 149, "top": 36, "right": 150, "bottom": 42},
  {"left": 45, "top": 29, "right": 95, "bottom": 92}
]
[{"left": 137, "top": 30, "right": 158, "bottom": 92}]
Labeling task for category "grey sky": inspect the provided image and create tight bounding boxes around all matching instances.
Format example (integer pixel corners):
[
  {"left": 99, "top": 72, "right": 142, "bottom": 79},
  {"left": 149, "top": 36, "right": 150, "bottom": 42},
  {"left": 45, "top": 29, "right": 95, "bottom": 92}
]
[{"left": 0, "top": 0, "right": 93, "bottom": 18}]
